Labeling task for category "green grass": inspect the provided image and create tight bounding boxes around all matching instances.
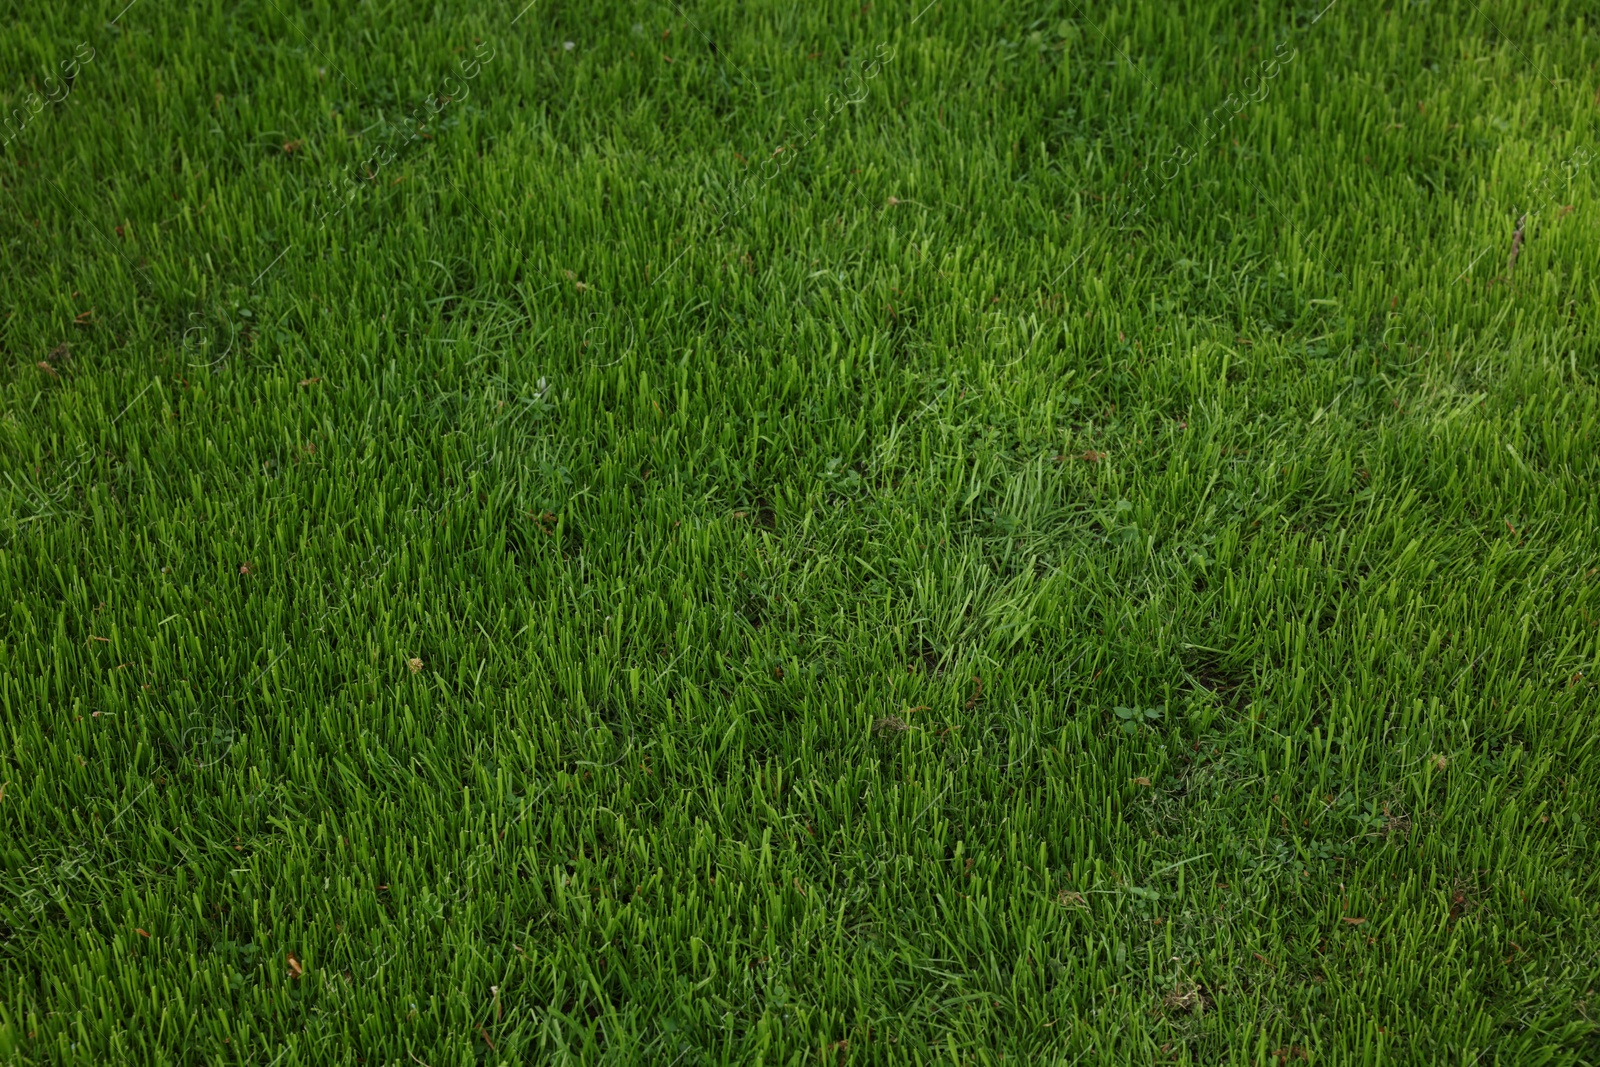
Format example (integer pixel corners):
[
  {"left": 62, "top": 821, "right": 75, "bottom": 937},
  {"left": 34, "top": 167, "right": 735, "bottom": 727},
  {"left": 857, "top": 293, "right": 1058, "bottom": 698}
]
[{"left": 2, "top": 0, "right": 1599, "bottom": 1062}]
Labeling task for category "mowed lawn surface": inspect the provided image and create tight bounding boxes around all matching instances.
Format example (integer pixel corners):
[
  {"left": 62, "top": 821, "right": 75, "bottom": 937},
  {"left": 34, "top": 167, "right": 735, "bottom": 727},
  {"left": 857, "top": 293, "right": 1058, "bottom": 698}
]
[{"left": 2, "top": 0, "right": 1599, "bottom": 1062}]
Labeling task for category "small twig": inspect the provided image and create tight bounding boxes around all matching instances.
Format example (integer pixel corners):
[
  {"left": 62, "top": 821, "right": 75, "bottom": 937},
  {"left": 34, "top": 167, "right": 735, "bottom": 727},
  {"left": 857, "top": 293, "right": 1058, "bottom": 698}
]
[
  {"left": 964, "top": 675, "right": 983, "bottom": 711},
  {"left": 1506, "top": 212, "right": 1527, "bottom": 276}
]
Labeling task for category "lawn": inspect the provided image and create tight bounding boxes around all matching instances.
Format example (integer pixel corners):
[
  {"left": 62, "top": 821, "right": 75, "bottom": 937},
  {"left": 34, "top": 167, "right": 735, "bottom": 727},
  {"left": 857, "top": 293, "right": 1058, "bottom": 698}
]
[{"left": 2, "top": 0, "right": 1598, "bottom": 1062}]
